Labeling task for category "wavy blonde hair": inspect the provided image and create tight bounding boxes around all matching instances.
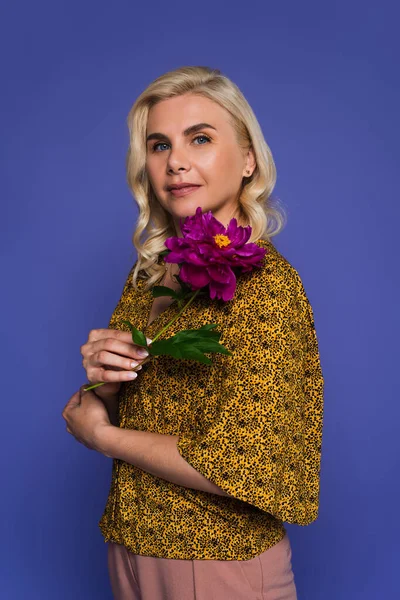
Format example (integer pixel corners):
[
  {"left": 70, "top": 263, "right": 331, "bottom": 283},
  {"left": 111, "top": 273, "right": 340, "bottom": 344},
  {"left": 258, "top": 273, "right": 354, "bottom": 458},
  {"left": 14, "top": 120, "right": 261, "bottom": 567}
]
[{"left": 126, "top": 65, "right": 287, "bottom": 290}]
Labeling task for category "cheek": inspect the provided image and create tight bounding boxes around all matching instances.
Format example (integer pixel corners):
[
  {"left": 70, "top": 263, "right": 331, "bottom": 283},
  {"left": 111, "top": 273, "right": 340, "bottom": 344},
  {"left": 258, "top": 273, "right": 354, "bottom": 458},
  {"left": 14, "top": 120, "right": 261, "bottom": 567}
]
[
  {"left": 147, "top": 168, "right": 167, "bottom": 202},
  {"left": 146, "top": 152, "right": 164, "bottom": 177},
  {"left": 145, "top": 159, "right": 157, "bottom": 183},
  {"left": 196, "top": 148, "right": 226, "bottom": 176},
  {"left": 199, "top": 148, "right": 241, "bottom": 183}
]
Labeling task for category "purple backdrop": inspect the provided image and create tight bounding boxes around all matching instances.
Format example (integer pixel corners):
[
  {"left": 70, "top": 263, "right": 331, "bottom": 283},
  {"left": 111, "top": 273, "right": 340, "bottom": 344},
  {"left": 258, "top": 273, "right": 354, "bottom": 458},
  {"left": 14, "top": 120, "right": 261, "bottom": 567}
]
[{"left": 1, "top": 1, "right": 399, "bottom": 598}]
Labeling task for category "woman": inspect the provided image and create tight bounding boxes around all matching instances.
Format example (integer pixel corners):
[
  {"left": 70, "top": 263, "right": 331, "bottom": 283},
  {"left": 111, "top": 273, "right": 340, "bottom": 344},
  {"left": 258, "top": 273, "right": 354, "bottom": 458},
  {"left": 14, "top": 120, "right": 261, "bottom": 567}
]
[{"left": 62, "top": 66, "right": 324, "bottom": 599}]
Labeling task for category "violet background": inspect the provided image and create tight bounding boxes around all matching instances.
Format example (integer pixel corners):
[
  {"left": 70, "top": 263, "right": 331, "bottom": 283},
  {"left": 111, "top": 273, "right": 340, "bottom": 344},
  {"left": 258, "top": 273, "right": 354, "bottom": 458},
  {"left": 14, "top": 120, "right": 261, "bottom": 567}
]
[{"left": 1, "top": 1, "right": 398, "bottom": 598}]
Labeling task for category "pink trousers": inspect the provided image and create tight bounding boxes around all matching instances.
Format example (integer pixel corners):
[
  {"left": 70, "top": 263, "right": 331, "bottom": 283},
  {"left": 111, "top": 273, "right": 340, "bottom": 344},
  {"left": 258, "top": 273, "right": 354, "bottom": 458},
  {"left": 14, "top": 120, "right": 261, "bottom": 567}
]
[{"left": 107, "top": 533, "right": 298, "bottom": 599}]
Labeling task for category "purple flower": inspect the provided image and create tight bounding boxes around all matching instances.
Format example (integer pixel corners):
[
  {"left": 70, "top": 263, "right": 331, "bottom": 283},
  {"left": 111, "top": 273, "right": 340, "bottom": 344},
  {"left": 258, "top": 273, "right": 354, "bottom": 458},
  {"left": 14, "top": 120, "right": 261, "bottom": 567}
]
[{"left": 164, "top": 207, "right": 268, "bottom": 301}]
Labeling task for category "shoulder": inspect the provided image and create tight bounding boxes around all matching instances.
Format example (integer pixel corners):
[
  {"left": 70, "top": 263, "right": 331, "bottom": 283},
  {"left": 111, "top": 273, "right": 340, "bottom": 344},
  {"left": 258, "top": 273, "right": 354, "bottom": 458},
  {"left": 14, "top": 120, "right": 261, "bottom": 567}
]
[
  {"left": 226, "top": 240, "right": 318, "bottom": 358},
  {"left": 236, "top": 239, "right": 307, "bottom": 308}
]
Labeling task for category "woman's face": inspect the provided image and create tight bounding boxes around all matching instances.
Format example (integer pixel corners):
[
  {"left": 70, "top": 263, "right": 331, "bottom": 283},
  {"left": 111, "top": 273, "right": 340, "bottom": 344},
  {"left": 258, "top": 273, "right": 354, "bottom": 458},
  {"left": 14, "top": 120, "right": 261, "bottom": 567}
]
[{"left": 145, "top": 93, "right": 255, "bottom": 235}]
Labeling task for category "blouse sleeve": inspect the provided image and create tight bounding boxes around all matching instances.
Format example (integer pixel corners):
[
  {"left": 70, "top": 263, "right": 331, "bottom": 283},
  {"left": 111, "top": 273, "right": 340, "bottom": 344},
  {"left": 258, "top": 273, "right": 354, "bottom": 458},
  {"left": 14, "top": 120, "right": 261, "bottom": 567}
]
[{"left": 176, "top": 258, "right": 325, "bottom": 525}]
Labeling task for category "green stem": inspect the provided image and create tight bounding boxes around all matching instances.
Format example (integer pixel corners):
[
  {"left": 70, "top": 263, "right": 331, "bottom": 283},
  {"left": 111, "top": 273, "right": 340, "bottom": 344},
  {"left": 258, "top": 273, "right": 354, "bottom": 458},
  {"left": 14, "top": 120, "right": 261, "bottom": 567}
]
[
  {"left": 83, "top": 288, "right": 201, "bottom": 392},
  {"left": 83, "top": 381, "right": 106, "bottom": 391},
  {"left": 150, "top": 288, "right": 201, "bottom": 343}
]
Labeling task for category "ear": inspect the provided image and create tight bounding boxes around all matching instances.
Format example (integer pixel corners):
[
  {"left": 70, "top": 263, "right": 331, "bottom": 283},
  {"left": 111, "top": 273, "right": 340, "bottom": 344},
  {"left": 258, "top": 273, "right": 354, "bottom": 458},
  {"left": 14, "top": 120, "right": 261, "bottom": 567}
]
[{"left": 243, "top": 146, "right": 256, "bottom": 177}]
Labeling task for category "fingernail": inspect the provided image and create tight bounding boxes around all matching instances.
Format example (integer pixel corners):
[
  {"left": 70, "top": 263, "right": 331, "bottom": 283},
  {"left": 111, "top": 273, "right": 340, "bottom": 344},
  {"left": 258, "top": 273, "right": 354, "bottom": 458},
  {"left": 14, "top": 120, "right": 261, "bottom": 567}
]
[
  {"left": 128, "top": 372, "right": 137, "bottom": 379},
  {"left": 137, "top": 348, "right": 149, "bottom": 357}
]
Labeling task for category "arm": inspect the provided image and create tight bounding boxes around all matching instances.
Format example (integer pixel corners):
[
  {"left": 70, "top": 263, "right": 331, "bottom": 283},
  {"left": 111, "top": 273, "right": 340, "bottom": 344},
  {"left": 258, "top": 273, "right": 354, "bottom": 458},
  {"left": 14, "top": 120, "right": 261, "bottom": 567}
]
[
  {"left": 95, "top": 425, "right": 232, "bottom": 497},
  {"left": 91, "top": 262, "right": 229, "bottom": 496},
  {"left": 174, "top": 262, "right": 324, "bottom": 524}
]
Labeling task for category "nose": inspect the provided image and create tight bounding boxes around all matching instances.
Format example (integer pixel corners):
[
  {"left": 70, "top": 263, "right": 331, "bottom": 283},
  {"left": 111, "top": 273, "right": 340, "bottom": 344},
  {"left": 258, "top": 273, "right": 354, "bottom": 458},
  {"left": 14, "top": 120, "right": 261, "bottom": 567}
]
[{"left": 166, "top": 146, "right": 190, "bottom": 174}]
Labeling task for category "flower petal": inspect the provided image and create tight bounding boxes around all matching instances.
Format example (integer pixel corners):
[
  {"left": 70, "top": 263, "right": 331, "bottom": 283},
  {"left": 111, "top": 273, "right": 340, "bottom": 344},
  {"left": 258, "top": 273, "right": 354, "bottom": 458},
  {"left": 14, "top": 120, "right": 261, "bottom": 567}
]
[
  {"left": 180, "top": 263, "right": 211, "bottom": 289},
  {"left": 207, "top": 263, "right": 234, "bottom": 284}
]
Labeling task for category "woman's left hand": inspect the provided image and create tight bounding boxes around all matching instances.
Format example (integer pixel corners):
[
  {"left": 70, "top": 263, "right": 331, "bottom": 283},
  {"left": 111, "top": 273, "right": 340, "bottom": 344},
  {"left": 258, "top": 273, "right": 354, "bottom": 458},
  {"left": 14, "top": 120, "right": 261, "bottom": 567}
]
[{"left": 62, "top": 384, "right": 112, "bottom": 453}]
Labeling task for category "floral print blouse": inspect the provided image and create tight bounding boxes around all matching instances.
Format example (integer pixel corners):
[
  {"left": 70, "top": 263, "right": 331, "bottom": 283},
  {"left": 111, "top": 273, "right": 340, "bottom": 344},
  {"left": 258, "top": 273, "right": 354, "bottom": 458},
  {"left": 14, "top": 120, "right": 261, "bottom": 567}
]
[{"left": 98, "top": 238, "right": 325, "bottom": 560}]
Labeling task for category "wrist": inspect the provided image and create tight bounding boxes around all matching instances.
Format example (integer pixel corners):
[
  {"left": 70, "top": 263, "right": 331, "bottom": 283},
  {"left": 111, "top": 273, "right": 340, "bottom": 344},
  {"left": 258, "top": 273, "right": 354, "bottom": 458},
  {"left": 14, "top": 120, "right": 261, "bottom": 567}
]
[
  {"left": 95, "top": 390, "right": 119, "bottom": 427},
  {"left": 94, "top": 387, "right": 119, "bottom": 403},
  {"left": 94, "top": 423, "right": 119, "bottom": 458}
]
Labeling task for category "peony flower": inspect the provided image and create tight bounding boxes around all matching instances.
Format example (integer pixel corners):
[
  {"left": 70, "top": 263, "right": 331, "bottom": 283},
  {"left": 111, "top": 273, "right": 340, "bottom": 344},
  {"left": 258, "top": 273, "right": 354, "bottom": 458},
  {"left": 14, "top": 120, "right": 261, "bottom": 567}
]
[{"left": 164, "top": 206, "right": 267, "bottom": 301}]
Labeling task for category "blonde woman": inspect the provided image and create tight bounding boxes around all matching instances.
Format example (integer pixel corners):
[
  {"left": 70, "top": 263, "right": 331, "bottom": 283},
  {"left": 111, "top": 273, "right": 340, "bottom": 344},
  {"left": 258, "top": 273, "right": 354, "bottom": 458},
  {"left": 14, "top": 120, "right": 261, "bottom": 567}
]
[{"left": 63, "top": 66, "right": 324, "bottom": 600}]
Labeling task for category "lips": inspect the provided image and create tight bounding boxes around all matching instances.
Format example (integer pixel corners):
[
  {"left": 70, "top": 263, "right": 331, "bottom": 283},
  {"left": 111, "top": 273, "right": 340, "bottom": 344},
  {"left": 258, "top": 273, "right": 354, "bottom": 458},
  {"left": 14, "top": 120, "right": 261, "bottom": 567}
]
[
  {"left": 168, "top": 184, "right": 200, "bottom": 191},
  {"left": 169, "top": 185, "right": 201, "bottom": 197}
]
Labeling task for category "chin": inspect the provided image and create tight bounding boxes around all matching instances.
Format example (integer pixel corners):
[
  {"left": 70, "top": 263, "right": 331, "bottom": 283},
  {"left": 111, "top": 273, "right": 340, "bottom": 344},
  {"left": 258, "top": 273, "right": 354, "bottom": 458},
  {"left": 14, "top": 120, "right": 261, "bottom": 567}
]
[{"left": 170, "top": 200, "right": 209, "bottom": 219}]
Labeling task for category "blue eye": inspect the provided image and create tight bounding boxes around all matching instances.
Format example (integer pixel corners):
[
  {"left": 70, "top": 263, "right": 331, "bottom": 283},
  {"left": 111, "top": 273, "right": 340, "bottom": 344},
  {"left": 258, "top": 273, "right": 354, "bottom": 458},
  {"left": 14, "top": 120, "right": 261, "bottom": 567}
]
[
  {"left": 192, "top": 134, "right": 211, "bottom": 146},
  {"left": 151, "top": 134, "right": 211, "bottom": 153}
]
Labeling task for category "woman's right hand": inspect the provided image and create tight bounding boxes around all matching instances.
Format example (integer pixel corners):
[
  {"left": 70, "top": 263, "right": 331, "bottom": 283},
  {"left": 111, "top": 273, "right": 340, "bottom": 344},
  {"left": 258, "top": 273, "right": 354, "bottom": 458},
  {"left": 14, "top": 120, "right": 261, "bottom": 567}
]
[{"left": 80, "top": 328, "right": 152, "bottom": 400}]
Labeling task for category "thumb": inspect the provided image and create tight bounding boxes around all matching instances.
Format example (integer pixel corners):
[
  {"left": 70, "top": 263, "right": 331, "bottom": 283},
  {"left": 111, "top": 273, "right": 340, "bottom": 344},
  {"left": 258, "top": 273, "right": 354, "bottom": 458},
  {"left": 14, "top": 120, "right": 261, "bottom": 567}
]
[{"left": 64, "top": 389, "right": 81, "bottom": 411}]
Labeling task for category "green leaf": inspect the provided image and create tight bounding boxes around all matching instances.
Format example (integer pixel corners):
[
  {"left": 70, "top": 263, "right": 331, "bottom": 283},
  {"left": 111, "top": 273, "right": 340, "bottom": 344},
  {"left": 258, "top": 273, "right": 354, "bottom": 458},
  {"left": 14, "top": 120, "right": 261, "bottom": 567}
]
[
  {"left": 177, "top": 348, "right": 213, "bottom": 365},
  {"left": 152, "top": 285, "right": 181, "bottom": 300},
  {"left": 147, "top": 325, "right": 233, "bottom": 364},
  {"left": 187, "top": 326, "right": 218, "bottom": 337},
  {"left": 121, "top": 320, "right": 148, "bottom": 347}
]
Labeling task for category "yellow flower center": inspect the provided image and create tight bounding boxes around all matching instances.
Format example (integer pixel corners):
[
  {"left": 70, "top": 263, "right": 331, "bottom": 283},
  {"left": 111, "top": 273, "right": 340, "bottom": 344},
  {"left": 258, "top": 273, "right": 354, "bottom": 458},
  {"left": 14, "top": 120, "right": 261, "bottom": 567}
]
[{"left": 213, "top": 234, "right": 231, "bottom": 248}]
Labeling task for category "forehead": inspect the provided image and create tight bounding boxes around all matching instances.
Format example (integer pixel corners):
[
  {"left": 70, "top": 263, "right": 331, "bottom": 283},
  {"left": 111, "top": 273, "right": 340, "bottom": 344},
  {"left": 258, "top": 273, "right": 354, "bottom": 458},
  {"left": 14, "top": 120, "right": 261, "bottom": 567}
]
[{"left": 146, "top": 94, "right": 230, "bottom": 131}]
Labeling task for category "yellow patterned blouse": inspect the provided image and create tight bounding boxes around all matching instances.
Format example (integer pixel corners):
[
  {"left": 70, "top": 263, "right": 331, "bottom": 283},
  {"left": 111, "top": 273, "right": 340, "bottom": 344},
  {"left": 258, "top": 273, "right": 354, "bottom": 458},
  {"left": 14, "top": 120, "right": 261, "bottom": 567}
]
[{"left": 98, "top": 238, "right": 324, "bottom": 560}]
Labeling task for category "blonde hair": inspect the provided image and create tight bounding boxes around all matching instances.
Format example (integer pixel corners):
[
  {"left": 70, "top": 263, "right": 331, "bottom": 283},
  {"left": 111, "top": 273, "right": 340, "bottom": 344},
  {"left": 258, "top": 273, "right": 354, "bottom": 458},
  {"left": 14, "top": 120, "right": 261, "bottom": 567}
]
[{"left": 125, "top": 65, "right": 287, "bottom": 290}]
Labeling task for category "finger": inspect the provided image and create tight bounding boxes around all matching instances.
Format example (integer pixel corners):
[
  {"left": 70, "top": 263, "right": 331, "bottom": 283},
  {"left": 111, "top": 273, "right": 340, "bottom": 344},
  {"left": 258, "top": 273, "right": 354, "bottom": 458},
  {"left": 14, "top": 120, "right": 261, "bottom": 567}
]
[
  {"left": 83, "top": 329, "right": 138, "bottom": 357},
  {"left": 90, "top": 366, "right": 141, "bottom": 383},
  {"left": 87, "top": 329, "right": 143, "bottom": 344},
  {"left": 90, "top": 349, "right": 146, "bottom": 372},
  {"left": 109, "top": 330, "right": 152, "bottom": 346},
  {"left": 92, "top": 335, "right": 151, "bottom": 360},
  {"left": 79, "top": 385, "right": 88, "bottom": 400},
  {"left": 63, "top": 390, "right": 81, "bottom": 412},
  {"left": 85, "top": 329, "right": 152, "bottom": 351}
]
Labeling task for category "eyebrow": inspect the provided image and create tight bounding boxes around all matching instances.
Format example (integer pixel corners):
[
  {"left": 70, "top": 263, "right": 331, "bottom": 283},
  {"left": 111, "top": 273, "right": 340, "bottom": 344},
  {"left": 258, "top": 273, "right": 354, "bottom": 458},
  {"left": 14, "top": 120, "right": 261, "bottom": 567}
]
[{"left": 146, "top": 122, "right": 217, "bottom": 143}]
